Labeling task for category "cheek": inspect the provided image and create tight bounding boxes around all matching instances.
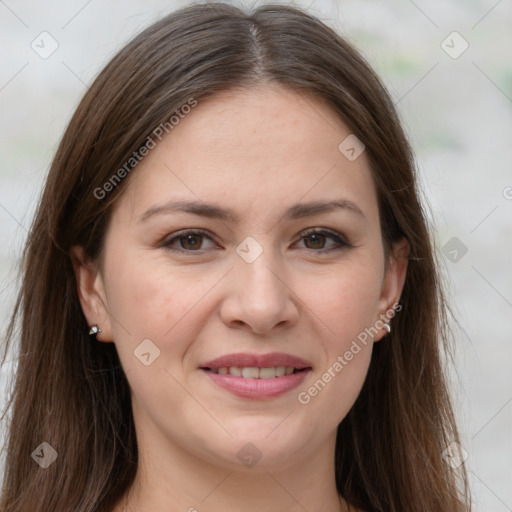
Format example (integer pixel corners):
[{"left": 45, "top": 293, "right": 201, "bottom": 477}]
[
  {"left": 106, "top": 251, "right": 193, "bottom": 332},
  {"left": 307, "top": 259, "right": 383, "bottom": 342},
  {"left": 102, "top": 253, "right": 211, "bottom": 416},
  {"left": 296, "top": 260, "right": 381, "bottom": 411},
  {"left": 103, "top": 251, "right": 223, "bottom": 369}
]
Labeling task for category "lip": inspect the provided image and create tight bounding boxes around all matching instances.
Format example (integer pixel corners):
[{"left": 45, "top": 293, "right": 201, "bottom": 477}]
[
  {"left": 199, "top": 352, "right": 313, "bottom": 399},
  {"left": 201, "top": 368, "right": 311, "bottom": 399},
  {"left": 200, "top": 352, "right": 312, "bottom": 371}
]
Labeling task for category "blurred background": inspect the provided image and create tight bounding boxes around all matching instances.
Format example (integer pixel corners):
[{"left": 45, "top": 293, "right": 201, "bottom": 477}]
[{"left": 0, "top": 0, "right": 510, "bottom": 509}]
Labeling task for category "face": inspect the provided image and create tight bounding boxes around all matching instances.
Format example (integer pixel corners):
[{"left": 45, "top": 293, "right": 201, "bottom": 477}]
[{"left": 72, "top": 85, "right": 408, "bottom": 472}]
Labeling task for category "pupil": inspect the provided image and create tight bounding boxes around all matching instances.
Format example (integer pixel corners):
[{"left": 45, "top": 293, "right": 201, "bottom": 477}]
[
  {"left": 180, "top": 234, "right": 326, "bottom": 251},
  {"left": 183, "top": 234, "right": 201, "bottom": 250},
  {"left": 307, "top": 234, "right": 324, "bottom": 249}
]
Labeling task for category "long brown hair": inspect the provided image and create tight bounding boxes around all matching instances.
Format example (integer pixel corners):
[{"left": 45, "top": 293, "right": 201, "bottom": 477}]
[{"left": 0, "top": 3, "right": 471, "bottom": 511}]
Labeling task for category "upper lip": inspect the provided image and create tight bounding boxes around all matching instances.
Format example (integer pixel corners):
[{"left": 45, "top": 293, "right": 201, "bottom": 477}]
[{"left": 200, "top": 352, "right": 312, "bottom": 370}]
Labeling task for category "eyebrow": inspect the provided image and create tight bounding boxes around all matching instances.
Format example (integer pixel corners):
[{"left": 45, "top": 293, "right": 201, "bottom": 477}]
[{"left": 138, "top": 199, "right": 366, "bottom": 224}]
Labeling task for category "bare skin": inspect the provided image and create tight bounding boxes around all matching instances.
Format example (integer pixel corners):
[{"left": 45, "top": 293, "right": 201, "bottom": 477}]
[{"left": 71, "top": 84, "right": 409, "bottom": 512}]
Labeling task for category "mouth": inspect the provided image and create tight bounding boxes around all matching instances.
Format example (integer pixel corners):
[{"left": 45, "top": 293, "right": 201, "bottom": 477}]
[
  {"left": 199, "top": 352, "right": 312, "bottom": 399},
  {"left": 201, "top": 366, "right": 308, "bottom": 378}
]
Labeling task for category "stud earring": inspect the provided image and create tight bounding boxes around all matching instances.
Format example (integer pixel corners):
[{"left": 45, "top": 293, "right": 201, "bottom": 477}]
[
  {"left": 88, "top": 324, "right": 102, "bottom": 335},
  {"left": 383, "top": 323, "right": 391, "bottom": 334}
]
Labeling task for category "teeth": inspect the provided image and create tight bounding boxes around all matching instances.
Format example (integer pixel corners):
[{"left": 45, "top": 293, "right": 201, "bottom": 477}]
[
  {"left": 259, "top": 367, "right": 276, "bottom": 379},
  {"left": 241, "top": 367, "right": 259, "bottom": 378},
  {"left": 275, "top": 366, "right": 286, "bottom": 377},
  {"left": 229, "top": 366, "right": 242, "bottom": 377},
  {"left": 212, "top": 366, "right": 298, "bottom": 378}
]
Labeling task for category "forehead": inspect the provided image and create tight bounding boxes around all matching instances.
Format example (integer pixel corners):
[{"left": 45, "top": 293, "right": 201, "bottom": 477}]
[{"left": 115, "top": 85, "right": 379, "bottom": 228}]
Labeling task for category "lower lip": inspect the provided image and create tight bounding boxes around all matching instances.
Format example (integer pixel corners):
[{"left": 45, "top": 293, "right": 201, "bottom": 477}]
[{"left": 201, "top": 369, "right": 311, "bottom": 399}]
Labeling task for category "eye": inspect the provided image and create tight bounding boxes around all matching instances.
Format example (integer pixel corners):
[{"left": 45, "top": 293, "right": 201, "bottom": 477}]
[
  {"left": 162, "top": 229, "right": 217, "bottom": 252},
  {"left": 294, "top": 228, "right": 350, "bottom": 253},
  {"left": 161, "top": 228, "right": 350, "bottom": 254}
]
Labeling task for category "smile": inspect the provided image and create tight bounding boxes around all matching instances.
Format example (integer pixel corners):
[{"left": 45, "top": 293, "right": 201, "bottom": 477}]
[
  {"left": 199, "top": 352, "right": 312, "bottom": 399},
  {"left": 201, "top": 368, "right": 311, "bottom": 398},
  {"left": 207, "top": 366, "right": 298, "bottom": 378}
]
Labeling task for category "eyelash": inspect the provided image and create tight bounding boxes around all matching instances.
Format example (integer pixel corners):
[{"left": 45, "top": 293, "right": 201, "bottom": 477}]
[{"left": 161, "top": 228, "right": 351, "bottom": 255}]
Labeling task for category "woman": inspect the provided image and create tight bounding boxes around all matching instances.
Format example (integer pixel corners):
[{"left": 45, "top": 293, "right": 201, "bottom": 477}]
[{"left": 0, "top": 2, "right": 471, "bottom": 511}]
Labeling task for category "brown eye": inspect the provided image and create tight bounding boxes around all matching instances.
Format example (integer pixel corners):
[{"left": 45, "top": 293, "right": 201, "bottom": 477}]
[
  {"left": 179, "top": 234, "right": 203, "bottom": 251},
  {"left": 296, "top": 228, "right": 350, "bottom": 253},
  {"left": 303, "top": 233, "right": 327, "bottom": 250},
  {"left": 163, "top": 229, "right": 216, "bottom": 252}
]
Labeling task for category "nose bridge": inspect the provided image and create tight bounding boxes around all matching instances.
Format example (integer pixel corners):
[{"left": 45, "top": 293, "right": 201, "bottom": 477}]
[
  {"left": 220, "top": 234, "right": 298, "bottom": 333},
  {"left": 235, "top": 234, "right": 284, "bottom": 302}
]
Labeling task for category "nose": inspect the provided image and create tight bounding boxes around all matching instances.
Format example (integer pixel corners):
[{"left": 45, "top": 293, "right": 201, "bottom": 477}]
[{"left": 219, "top": 245, "right": 300, "bottom": 335}]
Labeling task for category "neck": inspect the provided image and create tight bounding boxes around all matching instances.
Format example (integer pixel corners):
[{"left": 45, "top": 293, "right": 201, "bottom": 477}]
[{"left": 114, "top": 422, "right": 348, "bottom": 512}]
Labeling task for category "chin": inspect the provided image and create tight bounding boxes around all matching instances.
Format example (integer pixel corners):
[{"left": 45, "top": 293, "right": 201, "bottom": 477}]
[{"left": 196, "top": 426, "right": 312, "bottom": 471}]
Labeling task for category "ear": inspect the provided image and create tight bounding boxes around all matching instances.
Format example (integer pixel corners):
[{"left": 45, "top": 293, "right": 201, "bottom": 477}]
[
  {"left": 70, "top": 245, "right": 113, "bottom": 342},
  {"left": 373, "top": 236, "right": 410, "bottom": 342}
]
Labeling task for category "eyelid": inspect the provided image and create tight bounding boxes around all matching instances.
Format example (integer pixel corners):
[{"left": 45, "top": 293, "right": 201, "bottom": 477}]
[
  {"left": 160, "top": 227, "right": 351, "bottom": 254},
  {"left": 297, "top": 227, "right": 350, "bottom": 248},
  {"left": 160, "top": 228, "right": 218, "bottom": 252}
]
